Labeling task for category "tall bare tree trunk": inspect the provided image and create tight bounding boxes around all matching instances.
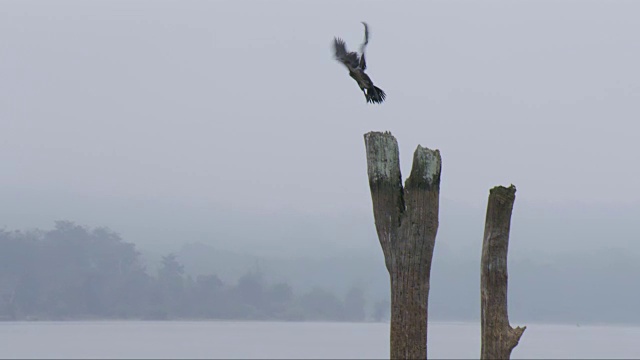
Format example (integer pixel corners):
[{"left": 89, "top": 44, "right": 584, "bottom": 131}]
[
  {"left": 481, "top": 185, "right": 526, "bottom": 360},
  {"left": 364, "top": 131, "right": 441, "bottom": 359}
]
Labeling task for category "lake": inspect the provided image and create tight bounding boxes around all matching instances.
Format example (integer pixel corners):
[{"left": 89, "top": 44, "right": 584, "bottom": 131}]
[{"left": 0, "top": 321, "right": 638, "bottom": 359}]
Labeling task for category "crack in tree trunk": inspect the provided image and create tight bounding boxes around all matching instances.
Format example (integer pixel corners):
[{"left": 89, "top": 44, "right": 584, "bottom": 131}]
[
  {"left": 364, "top": 131, "right": 441, "bottom": 359},
  {"left": 480, "top": 185, "right": 526, "bottom": 360}
]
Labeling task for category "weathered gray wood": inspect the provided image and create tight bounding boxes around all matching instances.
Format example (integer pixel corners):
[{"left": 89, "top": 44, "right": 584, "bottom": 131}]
[
  {"left": 364, "top": 131, "right": 441, "bottom": 359},
  {"left": 480, "top": 185, "right": 526, "bottom": 360}
]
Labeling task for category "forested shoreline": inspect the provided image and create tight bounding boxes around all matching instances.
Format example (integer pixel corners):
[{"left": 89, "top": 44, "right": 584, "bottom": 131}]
[{"left": 0, "top": 221, "right": 388, "bottom": 322}]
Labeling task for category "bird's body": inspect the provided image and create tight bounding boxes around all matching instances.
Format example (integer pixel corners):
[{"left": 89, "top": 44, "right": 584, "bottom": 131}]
[{"left": 333, "top": 22, "right": 386, "bottom": 104}]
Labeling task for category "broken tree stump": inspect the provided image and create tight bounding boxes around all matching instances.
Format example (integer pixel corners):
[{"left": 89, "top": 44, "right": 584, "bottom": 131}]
[
  {"left": 364, "top": 131, "right": 441, "bottom": 359},
  {"left": 481, "top": 185, "right": 526, "bottom": 360}
]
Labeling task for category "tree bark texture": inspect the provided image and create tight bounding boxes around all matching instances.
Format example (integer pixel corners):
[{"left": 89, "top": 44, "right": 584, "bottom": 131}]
[
  {"left": 480, "top": 185, "right": 526, "bottom": 360},
  {"left": 364, "top": 131, "right": 441, "bottom": 360}
]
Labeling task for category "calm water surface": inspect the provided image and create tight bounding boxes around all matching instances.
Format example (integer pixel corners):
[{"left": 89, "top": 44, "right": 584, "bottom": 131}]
[{"left": 0, "top": 321, "right": 639, "bottom": 359}]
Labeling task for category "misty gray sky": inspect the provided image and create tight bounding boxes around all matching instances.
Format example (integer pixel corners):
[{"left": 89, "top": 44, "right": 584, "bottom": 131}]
[{"left": 2, "top": 0, "right": 640, "bottom": 255}]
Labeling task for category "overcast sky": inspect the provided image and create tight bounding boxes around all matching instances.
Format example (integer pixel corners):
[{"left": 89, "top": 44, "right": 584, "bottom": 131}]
[{"left": 1, "top": 0, "right": 639, "bottom": 255}]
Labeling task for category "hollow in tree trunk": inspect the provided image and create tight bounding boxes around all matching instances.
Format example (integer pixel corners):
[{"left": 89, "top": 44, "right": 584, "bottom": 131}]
[{"left": 364, "top": 131, "right": 441, "bottom": 359}]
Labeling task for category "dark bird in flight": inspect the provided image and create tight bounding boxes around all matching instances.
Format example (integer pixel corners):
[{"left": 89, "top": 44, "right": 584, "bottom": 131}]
[{"left": 333, "top": 22, "right": 386, "bottom": 104}]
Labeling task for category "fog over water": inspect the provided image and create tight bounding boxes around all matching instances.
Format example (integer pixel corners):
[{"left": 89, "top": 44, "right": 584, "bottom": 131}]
[{"left": 2, "top": 0, "right": 640, "bottom": 331}]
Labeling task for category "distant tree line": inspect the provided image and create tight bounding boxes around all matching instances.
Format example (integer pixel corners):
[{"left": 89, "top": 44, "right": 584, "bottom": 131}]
[{"left": 0, "top": 221, "right": 389, "bottom": 322}]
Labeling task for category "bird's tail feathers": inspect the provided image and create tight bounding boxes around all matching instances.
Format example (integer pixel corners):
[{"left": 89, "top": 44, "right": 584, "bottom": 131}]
[{"left": 366, "top": 86, "right": 386, "bottom": 104}]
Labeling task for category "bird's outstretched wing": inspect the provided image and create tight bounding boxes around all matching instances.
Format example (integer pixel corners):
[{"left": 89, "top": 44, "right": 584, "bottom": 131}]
[
  {"left": 333, "top": 37, "right": 359, "bottom": 69},
  {"left": 358, "top": 22, "right": 369, "bottom": 70},
  {"left": 360, "top": 22, "right": 369, "bottom": 49}
]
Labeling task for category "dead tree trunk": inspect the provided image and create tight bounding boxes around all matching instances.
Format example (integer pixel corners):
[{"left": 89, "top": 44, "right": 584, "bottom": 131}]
[
  {"left": 364, "top": 131, "right": 441, "bottom": 360},
  {"left": 480, "top": 185, "right": 526, "bottom": 360}
]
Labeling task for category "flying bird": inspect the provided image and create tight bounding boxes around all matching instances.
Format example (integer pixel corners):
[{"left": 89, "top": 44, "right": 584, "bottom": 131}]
[{"left": 333, "top": 22, "right": 386, "bottom": 104}]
